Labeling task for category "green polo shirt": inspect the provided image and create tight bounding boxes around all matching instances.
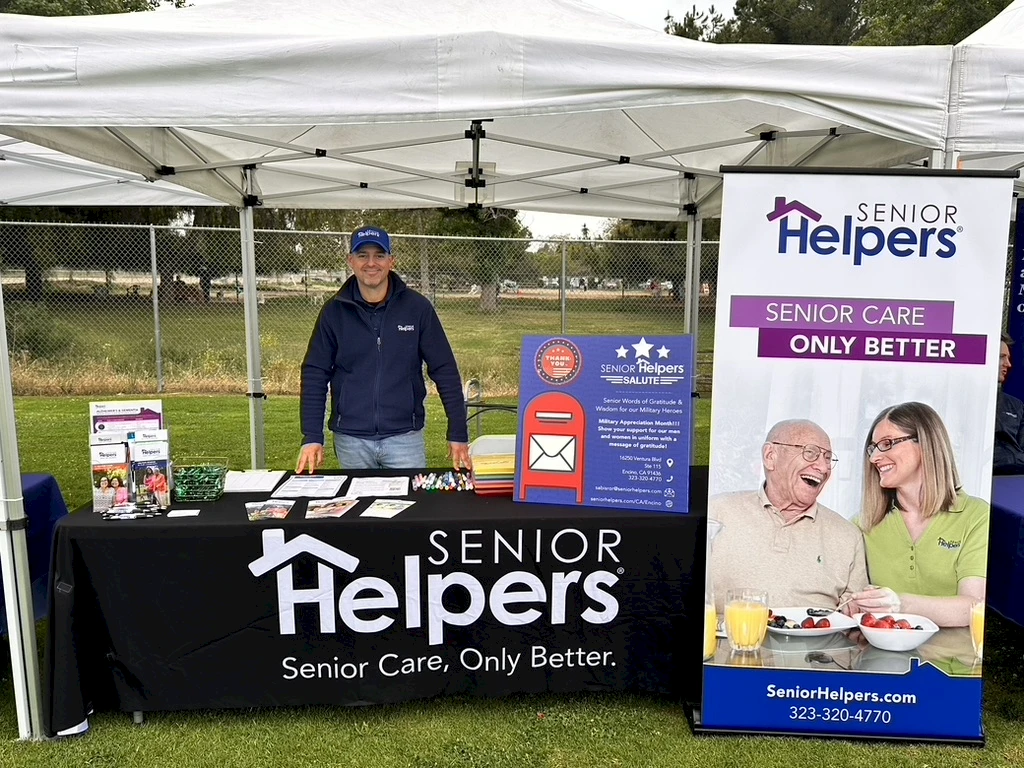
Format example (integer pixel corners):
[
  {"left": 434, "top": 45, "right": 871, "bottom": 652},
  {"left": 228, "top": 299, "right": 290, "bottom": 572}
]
[{"left": 861, "top": 491, "right": 989, "bottom": 598}]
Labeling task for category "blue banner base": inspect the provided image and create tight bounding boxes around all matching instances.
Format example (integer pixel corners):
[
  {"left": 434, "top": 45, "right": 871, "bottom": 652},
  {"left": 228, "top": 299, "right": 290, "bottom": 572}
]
[{"left": 699, "top": 658, "right": 984, "bottom": 744}]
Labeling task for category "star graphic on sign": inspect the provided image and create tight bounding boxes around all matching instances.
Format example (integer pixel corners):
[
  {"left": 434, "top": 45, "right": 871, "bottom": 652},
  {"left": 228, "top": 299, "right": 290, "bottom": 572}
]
[
  {"left": 615, "top": 346, "right": 628, "bottom": 359},
  {"left": 632, "top": 337, "right": 654, "bottom": 359},
  {"left": 657, "top": 345, "right": 670, "bottom": 359}
]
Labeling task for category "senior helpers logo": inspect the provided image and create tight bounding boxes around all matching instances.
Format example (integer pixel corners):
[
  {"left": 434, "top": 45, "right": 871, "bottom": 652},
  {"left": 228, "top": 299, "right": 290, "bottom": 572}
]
[
  {"left": 248, "top": 528, "right": 622, "bottom": 645},
  {"left": 535, "top": 338, "right": 583, "bottom": 385},
  {"left": 767, "top": 196, "right": 961, "bottom": 265}
]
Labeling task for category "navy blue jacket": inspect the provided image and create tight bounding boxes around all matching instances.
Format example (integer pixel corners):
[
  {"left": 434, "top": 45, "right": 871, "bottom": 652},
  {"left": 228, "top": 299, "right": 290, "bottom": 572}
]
[
  {"left": 300, "top": 273, "right": 468, "bottom": 445},
  {"left": 995, "top": 389, "right": 1024, "bottom": 474}
]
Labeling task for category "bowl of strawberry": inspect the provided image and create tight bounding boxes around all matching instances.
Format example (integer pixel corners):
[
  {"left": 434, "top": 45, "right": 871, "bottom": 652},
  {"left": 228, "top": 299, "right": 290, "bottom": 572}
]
[{"left": 855, "top": 612, "right": 939, "bottom": 652}]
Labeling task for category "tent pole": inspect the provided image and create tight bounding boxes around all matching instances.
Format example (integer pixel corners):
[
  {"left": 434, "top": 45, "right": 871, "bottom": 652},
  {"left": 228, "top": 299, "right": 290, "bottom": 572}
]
[
  {"left": 560, "top": 241, "right": 568, "bottom": 334},
  {"left": 690, "top": 214, "right": 703, "bottom": 345},
  {"left": 0, "top": 281, "right": 43, "bottom": 740},
  {"left": 150, "top": 225, "right": 165, "bottom": 393},
  {"left": 682, "top": 213, "right": 694, "bottom": 335},
  {"left": 240, "top": 167, "right": 266, "bottom": 469}
]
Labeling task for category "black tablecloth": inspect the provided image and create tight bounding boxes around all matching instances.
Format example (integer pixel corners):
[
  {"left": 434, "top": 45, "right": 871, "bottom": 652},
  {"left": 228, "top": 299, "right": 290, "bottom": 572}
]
[
  {"left": 44, "top": 468, "right": 707, "bottom": 736},
  {"left": 990, "top": 475, "right": 1024, "bottom": 627},
  {"left": 0, "top": 474, "right": 69, "bottom": 637}
]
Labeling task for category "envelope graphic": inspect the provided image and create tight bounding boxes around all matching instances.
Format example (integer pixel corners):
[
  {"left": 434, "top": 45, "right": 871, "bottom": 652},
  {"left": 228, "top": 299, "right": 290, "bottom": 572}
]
[{"left": 528, "top": 434, "right": 576, "bottom": 472}]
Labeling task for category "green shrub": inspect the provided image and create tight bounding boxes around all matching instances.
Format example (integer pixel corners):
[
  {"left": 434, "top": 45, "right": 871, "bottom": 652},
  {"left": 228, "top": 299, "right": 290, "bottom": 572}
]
[{"left": 4, "top": 303, "right": 74, "bottom": 360}]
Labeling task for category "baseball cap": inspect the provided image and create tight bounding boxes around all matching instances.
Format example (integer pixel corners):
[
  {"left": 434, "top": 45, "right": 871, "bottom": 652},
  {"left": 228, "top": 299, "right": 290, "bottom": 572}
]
[{"left": 350, "top": 227, "right": 392, "bottom": 255}]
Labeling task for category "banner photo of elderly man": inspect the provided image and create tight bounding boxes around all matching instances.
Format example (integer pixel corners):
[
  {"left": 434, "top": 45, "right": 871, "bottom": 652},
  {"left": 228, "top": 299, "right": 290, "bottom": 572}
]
[{"left": 697, "top": 169, "right": 1015, "bottom": 743}]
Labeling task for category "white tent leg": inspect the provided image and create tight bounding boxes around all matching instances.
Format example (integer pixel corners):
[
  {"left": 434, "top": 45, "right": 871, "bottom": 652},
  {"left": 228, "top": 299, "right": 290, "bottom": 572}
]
[
  {"left": 0, "top": 282, "right": 43, "bottom": 740},
  {"left": 240, "top": 167, "right": 266, "bottom": 469},
  {"left": 682, "top": 215, "right": 694, "bottom": 335}
]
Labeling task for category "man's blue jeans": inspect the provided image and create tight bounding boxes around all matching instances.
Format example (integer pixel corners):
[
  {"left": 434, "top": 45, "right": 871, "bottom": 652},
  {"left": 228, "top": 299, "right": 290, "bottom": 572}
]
[{"left": 334, "top": 430, "right": 427, "bottom": 470}]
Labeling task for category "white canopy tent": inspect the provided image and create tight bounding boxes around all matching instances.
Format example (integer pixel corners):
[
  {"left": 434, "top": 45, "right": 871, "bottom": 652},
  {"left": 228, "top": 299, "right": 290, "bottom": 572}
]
[
  {"left": 0, "top": 0, "right": 971, "bottom": 740},
  {"left": 0, "top": 0, "right": 953, "bottom": 219},
  {"left": 949, "top": 0, "right": 1024, "bottom": 193}
]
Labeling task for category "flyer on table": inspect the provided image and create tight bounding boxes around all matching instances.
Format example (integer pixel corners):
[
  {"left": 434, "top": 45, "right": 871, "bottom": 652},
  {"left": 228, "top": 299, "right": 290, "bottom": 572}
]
[
  {"left": 514, "top": 335, "right": 693, "bottom": 512},
  {"left": 700, "top": 169, "right": 1013, "bottom": 742}
]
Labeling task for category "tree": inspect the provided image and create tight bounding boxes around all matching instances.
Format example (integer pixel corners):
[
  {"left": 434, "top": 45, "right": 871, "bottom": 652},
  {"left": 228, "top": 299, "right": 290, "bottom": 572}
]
[
  {"left": 430, "top": 208, "right": 530, "bottom": 312},
  {"left": 667, "top": 1, "right": 866, "bottom": 45},
  {"left": 0, "top": 206, "right": 179, "bottom": 301},
  {"left": 665, "top": 4, "right": 737, "bottom": 42},
  {"left": 859, "top": 0, "right": 1012, "bottom": 46},
  {"left": 0, "top": 0, "right": 184, "bottom": 13}
]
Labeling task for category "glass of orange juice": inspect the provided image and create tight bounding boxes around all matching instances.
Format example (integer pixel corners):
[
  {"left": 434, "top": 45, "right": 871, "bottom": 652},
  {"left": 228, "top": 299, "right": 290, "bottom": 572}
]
[
  {"left": 970, "top": 600, "right": 984, "bottom": 660},
  {"left": 725, "top": 588, "right": 769, "bottom": 653},
  {"left": 704, "top": 603, "right": 718, "bottom": 660}
]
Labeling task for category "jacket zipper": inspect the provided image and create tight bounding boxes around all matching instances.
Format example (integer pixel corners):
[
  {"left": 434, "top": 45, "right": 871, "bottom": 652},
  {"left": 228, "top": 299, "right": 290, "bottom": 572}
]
[{"left": 373, "top": 302, "right": 391, "bottom": 436}]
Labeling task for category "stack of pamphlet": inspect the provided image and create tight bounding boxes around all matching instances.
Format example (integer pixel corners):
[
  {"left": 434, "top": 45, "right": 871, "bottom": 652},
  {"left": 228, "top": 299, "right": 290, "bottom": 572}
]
[
  {"left": 469, "top": 435, "right": 515, "bottom": 496},
  {"left": 89, "top": 440, "right": 130, "bottom": 512},
  {"left": 128, "top": 429, "right": 172, "bottom": 508},
  {"left": 88, "top": 400, "right": 166, "bottom": 511}
]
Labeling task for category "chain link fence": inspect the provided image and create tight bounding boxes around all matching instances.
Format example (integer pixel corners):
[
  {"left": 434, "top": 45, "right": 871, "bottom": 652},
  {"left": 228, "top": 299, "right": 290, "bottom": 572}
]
[{"left": 0, "top": 220, "right": 719, "bottom": 400}]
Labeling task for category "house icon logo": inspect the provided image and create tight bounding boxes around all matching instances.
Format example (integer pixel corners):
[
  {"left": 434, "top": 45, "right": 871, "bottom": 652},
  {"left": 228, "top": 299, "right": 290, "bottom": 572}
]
[
  {"left": 766, "top": 196, "right": 822, "bottom": 222},
  {"left": 249, "top": 529, "right": 360, "bottom": 635}
]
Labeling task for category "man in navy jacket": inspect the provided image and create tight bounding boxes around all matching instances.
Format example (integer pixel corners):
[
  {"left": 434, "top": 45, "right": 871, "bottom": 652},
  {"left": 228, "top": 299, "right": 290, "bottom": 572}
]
[
  {"left": 296, "top": 226, "right": 472, "bottom": 472},
  {"left": 995, "top": 332, "right": 1024, "bottom": 474}
]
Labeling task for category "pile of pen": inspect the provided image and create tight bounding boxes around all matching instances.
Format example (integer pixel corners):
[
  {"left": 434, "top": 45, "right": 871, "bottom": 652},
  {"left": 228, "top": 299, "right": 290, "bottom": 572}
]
[{"left": 412, "top": 471, "right": 475, "bottom": 491}]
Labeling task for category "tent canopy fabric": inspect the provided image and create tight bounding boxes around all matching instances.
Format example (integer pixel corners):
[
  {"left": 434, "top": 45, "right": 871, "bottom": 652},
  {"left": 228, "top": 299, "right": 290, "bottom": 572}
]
[
  {"left": 0, "top": 135, "right": 223, "bottom": 207},
  {"left": 0, "top": 0, "right": 952, "bottom": 219},
  {"left": 950, "top": 0, "right": 1024, "bottom": 163}
]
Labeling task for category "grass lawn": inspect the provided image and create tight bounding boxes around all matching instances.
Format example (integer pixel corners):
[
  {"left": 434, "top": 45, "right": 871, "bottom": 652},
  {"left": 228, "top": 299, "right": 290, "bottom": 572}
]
[
  {"left": 7, "top": 294, "right": 714, "bottom": 398},
  {"left": 1, "top": 394, "right": 1022, "bottom": 766}
]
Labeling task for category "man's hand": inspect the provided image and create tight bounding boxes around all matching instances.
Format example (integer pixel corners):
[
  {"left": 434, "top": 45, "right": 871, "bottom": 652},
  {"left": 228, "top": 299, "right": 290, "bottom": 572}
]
[
  {"left": 449, "top": 442, "right": 473, "bottom": 470},
  {"left": 296, "top": 443, "right": 324, "bottom": 474}
]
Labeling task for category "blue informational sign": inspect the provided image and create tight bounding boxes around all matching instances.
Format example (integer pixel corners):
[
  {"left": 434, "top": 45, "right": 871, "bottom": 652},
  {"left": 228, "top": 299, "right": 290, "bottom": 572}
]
[
  {"left": 514, "top": 335, "right": 693, "bottom": 512},
  {"left": 702, "top": 661, "right": 982, "bottom": 741}
]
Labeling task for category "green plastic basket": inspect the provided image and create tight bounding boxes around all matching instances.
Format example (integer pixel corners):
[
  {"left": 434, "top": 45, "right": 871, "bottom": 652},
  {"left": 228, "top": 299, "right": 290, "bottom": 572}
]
[{"left": 172, "top": 459, "right": 228, "bottom": 503}]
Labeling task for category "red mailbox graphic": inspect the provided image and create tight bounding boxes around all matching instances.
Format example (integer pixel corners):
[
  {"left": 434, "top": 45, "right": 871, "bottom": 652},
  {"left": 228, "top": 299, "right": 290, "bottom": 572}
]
[{"left": 518, "top": 391, "right": 587, "bottom": 503}]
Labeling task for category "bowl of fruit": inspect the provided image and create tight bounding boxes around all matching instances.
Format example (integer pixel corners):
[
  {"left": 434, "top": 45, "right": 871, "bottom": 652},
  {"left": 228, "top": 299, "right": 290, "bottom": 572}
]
[
  {"left": 766, "top": 607, "right": 857, "bottom": 637},
  {"left": 855, "top": 612, "right": 939, "bottom": 652}
]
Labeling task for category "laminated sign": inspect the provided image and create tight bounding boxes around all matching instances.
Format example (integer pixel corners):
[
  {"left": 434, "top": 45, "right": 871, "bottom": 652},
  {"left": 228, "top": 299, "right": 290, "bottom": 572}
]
[{"left": 515, "top": 335, "right": 694, "bottom": 513}]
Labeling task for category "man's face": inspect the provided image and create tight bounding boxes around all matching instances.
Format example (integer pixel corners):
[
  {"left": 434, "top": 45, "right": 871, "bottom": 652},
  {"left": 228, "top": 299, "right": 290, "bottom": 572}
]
[
  {"left": 347, "top": 244, "right": 394, "bottom": 294},
  {"left": 763, "top": 424, "right": 833, "bottom": 512},
  {"left": 999, "top": 342, "right": 1012, "bottom": 385}
]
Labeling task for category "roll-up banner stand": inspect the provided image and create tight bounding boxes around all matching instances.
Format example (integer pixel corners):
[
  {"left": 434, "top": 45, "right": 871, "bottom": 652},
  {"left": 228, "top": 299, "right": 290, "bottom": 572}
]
[{"left": 696, "top": 168, "right": 1016, "bottom": 743}]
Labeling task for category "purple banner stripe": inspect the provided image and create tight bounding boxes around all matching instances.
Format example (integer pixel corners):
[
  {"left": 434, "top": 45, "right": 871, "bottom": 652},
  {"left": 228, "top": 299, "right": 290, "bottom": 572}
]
[
  {"left": 731, "top": 296, "right": 955, "bottom": 333},
  {"left": 757, "top": 329, "right": 987, "bottom": 364}
]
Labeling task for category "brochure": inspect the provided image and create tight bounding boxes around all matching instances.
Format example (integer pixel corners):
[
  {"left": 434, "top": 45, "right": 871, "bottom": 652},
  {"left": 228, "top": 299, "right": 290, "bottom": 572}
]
[
  {"left": 305, "top": 497, "right": 360, "bottom": 519},
  {"left": 131, "top": 458, "right": 172, "bottom": 508},
  {"left": 360, "top": 499, "right": 415, "bottom": 519},
  {"left": 272, "top": 474, "right": 348, "bottom": 498},
  {"left": 346, "top": 476, "right": 410, "bottom": 498},
  {"left": 245, "top": 499, "right": 295, "bottom": 521},
  {"left": 92, "top": 463, "right": 130, "bottom": 511},
  {"left": 90, "top": 399, "right": 163, "bottom": 437},
  {"left": 223, "top": 470, "right": 287, "bottom": 493}
]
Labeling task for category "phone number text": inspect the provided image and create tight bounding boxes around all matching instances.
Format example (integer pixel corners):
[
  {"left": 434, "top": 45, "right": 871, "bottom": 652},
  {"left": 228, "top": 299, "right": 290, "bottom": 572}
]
[{"left": 789, "top": 706, "right": 893, "bottom": 724}]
